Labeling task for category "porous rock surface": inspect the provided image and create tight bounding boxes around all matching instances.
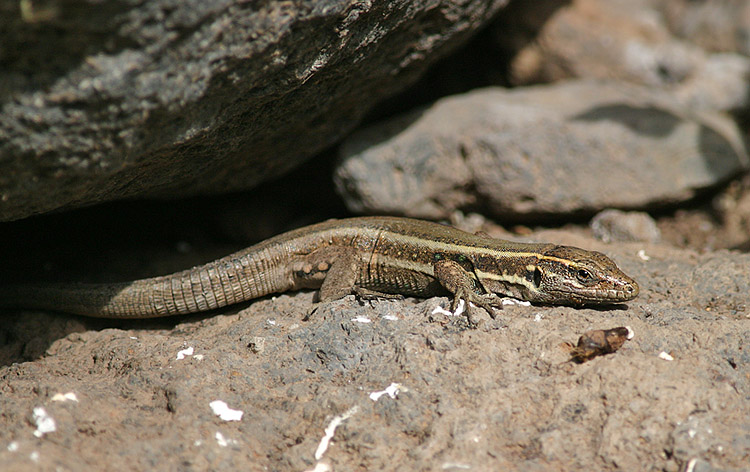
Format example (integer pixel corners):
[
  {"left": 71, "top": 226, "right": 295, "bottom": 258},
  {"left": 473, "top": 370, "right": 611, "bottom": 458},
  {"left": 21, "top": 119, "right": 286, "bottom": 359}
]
[
  {"left": 0, "top": 229, "right": 747, "bottom": 471},
  {"left": 335, "top": 80, "right": 748, "bottom": 220},
  {"left": 0, "top": 0, "right": 507, "bottom": 221}
]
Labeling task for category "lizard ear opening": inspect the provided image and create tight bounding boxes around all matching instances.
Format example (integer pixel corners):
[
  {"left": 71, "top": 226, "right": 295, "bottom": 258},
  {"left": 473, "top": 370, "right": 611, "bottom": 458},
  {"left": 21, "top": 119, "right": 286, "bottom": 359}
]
[{"left": 533, "top": 268, "right": 542, "bottom": 287}]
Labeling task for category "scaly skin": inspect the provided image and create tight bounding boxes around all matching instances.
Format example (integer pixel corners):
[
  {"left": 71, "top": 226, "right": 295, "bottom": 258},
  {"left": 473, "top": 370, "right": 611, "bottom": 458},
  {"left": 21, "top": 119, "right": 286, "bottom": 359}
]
[{"left": 0, "top": 217, "right": 639, "bottom": 318}]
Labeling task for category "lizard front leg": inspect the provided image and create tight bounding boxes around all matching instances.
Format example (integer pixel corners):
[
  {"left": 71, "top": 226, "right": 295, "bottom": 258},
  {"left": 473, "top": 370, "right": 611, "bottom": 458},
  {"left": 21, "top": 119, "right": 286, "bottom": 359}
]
[{"left": 432, "top": 259, "right": 503, "bottom": 323}]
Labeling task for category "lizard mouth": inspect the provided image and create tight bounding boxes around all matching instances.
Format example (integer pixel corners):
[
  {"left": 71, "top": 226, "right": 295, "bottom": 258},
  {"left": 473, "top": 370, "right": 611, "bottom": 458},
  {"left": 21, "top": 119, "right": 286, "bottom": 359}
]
[{"left": 549, "top": 281, "right": 639, "bottom": 305}]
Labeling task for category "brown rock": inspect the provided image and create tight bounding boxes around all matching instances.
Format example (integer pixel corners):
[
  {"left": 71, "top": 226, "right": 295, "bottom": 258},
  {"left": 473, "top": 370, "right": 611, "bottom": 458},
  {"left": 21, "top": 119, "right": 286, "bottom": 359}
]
[
  {"left": 565, "top": 326, "right": 632, "bottom": 363},
  {"left": 495, "top": 0, "right": 750, "bottom": 112},
  {"left": 496, "top": 0, "right": 703, "bottom": 86},
  {"left": 1, "top": 231, "right": 748, "bottom": 471}
]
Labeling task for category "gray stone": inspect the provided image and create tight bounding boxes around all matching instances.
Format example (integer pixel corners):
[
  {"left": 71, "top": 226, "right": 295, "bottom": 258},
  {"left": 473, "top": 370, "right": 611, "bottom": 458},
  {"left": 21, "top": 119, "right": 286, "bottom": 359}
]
[
  {"left": 662, "top": 0, "right": 750, "bottom": 55},
  {"left": 0, "top": 0, "right": 508, "bottom": 221},
  {"left": 673, "top": 53, "right": 750, "bottom": 112},
  {"left": 591, "top": 209, "right": 661, "bottom": 243},
  {"left": 335, "top": 80, "right": 747, "bottom": 219}
]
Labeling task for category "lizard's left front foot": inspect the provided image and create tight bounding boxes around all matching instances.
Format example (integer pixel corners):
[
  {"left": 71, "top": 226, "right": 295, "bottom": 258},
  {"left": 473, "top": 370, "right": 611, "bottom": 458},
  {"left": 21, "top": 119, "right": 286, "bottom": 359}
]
[
  {"left": 450, "top": 290, "right": 504, "bottom": 325},
  {"left": 433, "top": 258, "right": 503, "bottom": 326}
]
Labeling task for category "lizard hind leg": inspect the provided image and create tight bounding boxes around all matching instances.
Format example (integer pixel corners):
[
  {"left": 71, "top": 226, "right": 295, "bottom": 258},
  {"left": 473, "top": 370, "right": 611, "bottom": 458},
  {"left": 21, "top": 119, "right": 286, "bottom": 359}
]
[
  {"left": 301, "top": 248, "right": 360, "bottom": 320},
  {"left": 317, "top": 249, "right": 360, "bottom": 303}
]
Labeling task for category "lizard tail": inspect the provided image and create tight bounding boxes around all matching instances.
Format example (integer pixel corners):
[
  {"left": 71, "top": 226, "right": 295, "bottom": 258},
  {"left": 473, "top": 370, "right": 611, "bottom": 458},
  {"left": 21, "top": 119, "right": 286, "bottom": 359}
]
[{"left": 0, "top": 249, "right": 287, "bottom": 318}]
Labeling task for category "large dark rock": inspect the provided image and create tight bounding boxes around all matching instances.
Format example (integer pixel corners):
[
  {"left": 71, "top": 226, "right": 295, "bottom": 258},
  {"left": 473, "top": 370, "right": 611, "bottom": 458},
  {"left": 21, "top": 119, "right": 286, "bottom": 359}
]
[{"left": 0, "top": 0, "right": 508, "bottom": 221}]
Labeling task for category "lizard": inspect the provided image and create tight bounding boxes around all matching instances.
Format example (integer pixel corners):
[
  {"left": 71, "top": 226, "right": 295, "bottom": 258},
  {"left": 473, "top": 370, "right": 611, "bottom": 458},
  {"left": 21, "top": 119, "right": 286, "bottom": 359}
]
[{"left": 0, "top": 216, "right": 639, "bottom": 321}]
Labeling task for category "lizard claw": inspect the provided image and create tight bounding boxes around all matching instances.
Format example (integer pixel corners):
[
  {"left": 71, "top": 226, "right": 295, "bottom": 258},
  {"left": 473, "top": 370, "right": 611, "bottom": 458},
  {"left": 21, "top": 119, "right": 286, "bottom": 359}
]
[
  {"left": 469, "top": 293, "right": 504, "bottom": 319},
  {"left": 450, "top": 290, "right": 503, "bottom": 324},
  {"left": 302, "top": 302, "right": 321, "bottom": 321}
]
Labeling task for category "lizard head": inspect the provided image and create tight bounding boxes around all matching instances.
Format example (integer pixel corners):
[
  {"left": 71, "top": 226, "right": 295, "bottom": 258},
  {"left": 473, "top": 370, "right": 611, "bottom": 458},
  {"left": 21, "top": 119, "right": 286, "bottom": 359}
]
[{"left": 525, "top": 245, "right": 639, "bottom": 305}]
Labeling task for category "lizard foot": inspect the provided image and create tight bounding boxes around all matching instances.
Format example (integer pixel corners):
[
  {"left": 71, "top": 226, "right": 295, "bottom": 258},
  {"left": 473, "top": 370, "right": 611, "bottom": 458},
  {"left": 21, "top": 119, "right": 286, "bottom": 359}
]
[
  {"left": 353, "top": 286, "right": 404, "bottom": 302},
  {"left": 450, "top": 291, "right": 504, "bottom": 325}
]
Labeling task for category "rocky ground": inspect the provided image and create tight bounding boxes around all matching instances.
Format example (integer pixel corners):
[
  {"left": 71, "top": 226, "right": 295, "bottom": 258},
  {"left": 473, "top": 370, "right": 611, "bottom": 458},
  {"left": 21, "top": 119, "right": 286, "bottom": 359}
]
[{"left": 0, "top": 198, "right": 749, "bottom": 472}]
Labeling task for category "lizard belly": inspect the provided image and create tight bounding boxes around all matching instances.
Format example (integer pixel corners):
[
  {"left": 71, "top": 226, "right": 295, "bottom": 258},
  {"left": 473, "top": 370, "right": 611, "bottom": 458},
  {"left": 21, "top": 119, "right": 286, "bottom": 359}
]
[{"left": 360, "top": 257, "right": 443, "bottom": 297}]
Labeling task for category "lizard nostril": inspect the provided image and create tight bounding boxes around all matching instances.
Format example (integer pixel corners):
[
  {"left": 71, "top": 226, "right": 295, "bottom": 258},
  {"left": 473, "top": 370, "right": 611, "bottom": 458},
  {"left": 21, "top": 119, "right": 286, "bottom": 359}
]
[{"left": 624, "top": 281, "right": 639, "bottom": 298}]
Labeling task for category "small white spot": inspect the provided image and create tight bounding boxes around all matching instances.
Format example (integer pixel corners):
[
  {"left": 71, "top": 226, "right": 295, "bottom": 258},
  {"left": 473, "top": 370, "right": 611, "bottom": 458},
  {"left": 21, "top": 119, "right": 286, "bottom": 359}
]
[
  {"left": 176, "top": 346, "right": 194, "bottom": 360},
  {"left": 637, "top": 249, "right": 650, "bottom": 261},
  {"left": 688, "top": 429, "right": 696, "bottom": 438},
  {"left": 431, "top": 299, "right": 465, "bottom": 317},
  {"left": 267, "top": 319, "right": 277, "bottom": 326},
  {"left": 209, "top": 401, "right": 244, "bottom": 422},
  {"left": 658, "top": 351, "right": 674, "bottom": 361},
  {"left": 30, "top": 451, "right": 40, "bottom": 462},
  {"left": 351, "top": 316, "right": 371, "bottom": 323},
  {"left": 441, "top": 463, "right": 471, "bottom": 470},
  {"left": 51, "top": 392, "right": 78, "bottom": 403},
  {"left": 129, "top": 336, "right": 138, "bottom": 340},
  {"left": 314, "top": 406, "right": 359, "bottom": 460},
  {"left": 685, "top": 458, "right": 698, "bottom": 472},
  {"left": 453, "top": 299, "right": 466, "bottom": 317},
  {"left": 307, "top": 462, "right": 332, "bottom": 472},
  {"left": 382, "top": 314, "right": 398, "bottom": 321},
  {"left": 194, "top": 440, "right": 202, "bottom": 446},
  {"left": 7, "top": 441, "right": 19, "bottom": 452},
  {"left": 193, "top": 354, "right": 204, "bottom": 361},
  {"left": 32, "top": 407, "right": 56, "bottom": 438},
  {"left": 534, "top": 313, "right": 543, "bottom": 322},
  {"left": 369, "top": 383, "right": 406, "bottom": 401},
  {"left": 215, "top": 432, "right": 228, "bottom": 447},
  {"left": 502, "top": 298, "right": 531, "bottom": 306},
  {"left": 214, "top": 432, "right": 238, "bottom": 447},
  {"left": 625, "top": 326, "right": 635, "bottom": 340},
  {"left": 431, "top": 305, "right": 455, "bottom": 317}
]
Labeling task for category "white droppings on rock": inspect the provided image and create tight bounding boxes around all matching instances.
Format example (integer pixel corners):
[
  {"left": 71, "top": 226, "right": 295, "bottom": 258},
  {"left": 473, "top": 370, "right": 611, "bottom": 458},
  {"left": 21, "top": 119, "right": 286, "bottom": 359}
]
[
  {"left": 209, "top": 401, "right": 244, "bottom": 422},
  {"left": 176, "top": 346, "right": 194, "bottom": 360},
  {"left": 658, "top": 351, "right": 674, "bottom": 361},
  {"left": 32, "top": 407, "right": 56, "bottom": 438},
  {"left": 369, "top": 383, "right": 405, "bottom": 401}
]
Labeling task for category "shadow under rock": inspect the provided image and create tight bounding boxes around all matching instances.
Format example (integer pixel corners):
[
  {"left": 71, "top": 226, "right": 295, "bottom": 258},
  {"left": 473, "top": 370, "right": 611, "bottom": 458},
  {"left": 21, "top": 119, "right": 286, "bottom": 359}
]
[{"left": 0, "top": 307, "right": 231, "bottom": 367}]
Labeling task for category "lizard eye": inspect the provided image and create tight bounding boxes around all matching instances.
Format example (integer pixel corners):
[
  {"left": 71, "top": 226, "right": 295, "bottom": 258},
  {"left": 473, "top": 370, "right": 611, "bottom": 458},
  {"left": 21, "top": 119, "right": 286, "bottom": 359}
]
[
  {"left": 576, "top": 269, "right": 593, "bottom": 283},
  {"left": 533, "top": 268, "right": 542, "bottom": 287}
]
